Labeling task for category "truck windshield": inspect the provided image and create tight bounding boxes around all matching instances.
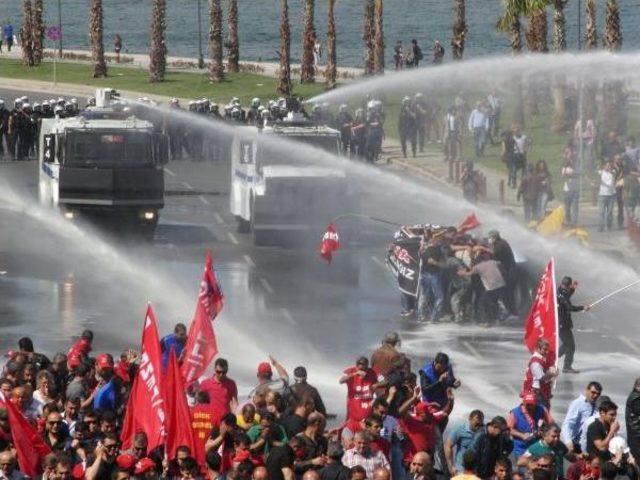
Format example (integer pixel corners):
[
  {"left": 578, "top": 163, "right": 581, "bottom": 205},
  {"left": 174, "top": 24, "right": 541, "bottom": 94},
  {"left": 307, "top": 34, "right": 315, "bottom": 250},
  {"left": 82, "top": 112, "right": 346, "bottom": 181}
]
[
  {"left": 64, "top": 131, "right": 153, "bottom": 168},
  {"left": 258, "top": 134, "right": 339, "bottom": 168}
]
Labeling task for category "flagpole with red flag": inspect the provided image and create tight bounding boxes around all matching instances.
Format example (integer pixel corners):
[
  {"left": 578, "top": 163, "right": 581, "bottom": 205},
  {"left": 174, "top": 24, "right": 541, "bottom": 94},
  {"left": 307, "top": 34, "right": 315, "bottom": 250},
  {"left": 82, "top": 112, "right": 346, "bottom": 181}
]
[
  {"left": 120, "top": 304, "right": 167, "bottom": 451},
  {"left": 0, "top": 392, "right": 52, "bottom": 477},
  {"left": 181, "top": 250, "right": 224, "bottom": 386},
  {"left": 524, "top": 258, "right": 559, "bottom": 368},
  {"left": 165, "top": 350, "right": 197, "bottom": 461}
]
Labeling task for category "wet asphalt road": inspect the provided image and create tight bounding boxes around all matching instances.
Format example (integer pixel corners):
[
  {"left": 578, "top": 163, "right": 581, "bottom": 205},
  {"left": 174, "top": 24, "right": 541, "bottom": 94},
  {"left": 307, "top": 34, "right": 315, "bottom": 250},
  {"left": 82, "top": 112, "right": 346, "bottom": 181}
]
[{"left": 1, "top": 86, "right": 639, "bottom": 425}]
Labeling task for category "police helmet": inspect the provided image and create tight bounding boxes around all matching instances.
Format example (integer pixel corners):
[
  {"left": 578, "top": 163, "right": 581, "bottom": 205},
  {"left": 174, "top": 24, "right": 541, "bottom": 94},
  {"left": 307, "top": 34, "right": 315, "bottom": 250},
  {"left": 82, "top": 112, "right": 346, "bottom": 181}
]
[
  {"left": 402, "top": 96, "right": 411, "bottom": 105},
  {"left": 70, "top": 98, "right": 78, "bottom": 105},
  {"left": 22, "top": 103, "right": 31, "bottom": 111},
  {"left": 211, "top": 103, "right": 219, "bottom": 111},
  {"left": 57, "top": 97, "right": 65, "bottom": 106},
  {"left": 251, "top": 97, "right": 260, "bottom": 108},
  {"left": 33, "top": 102, "right": 41, "bottom": 112},
  {"left": 54, "top": 105, "right": 64, "bottom": 114},
  {"left": 0, "top": 99, "right": 4, "bottom": 109},
  {"left": 20, "top": 96, "right": 29, "bottom": 103},
  {"left": 14, "top": 98, "right": 22, "bottom": 109},
  {"left": 231, "top": 97, "right": 241, "bottom": 106},
  {"left": 87, "top": 96, "right": 96, "bottom": 106}
]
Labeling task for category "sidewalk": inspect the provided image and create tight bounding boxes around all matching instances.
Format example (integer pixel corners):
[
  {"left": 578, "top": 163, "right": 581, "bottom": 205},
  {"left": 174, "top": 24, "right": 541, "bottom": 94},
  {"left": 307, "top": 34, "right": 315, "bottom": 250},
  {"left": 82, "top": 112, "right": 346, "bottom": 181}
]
[
  {"left": 382, "top": 138, "right": 638, "bottom": 262},
  {"left": 0, "top": 45, "right": 363, "bottom": 81}
]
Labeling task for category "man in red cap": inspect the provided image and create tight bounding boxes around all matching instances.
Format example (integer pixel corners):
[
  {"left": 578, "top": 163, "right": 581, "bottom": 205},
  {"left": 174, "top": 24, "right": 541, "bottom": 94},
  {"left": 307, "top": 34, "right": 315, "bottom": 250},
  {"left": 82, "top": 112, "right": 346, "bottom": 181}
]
[
  {"left": 397, "top": 386, "right": 453, "bottom": 461},
  {"left": 116, "top": 453, "right": 137, "bottom": 473},
  {"left": 134, "top": 457, "right": 158, "bottom": 478},
  {"left": 507, "top": 393, "right": 553, "bottom": 458},
  {"left": 248, "top": 356, "right": 290, "bottom": 398}
]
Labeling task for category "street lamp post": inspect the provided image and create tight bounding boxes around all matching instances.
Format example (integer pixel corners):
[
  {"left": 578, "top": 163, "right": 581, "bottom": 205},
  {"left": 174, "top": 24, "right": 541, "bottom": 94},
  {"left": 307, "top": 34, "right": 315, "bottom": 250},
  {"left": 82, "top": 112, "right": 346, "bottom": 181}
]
[
  {"left": 197, "top": 0, "right": 204, "bottom": 69},
  {"left": 57, "top": 0, "right": 62, "bottom": 57},
  {"left": 577, "top": 0, "right": 581, "bottom": 50}
]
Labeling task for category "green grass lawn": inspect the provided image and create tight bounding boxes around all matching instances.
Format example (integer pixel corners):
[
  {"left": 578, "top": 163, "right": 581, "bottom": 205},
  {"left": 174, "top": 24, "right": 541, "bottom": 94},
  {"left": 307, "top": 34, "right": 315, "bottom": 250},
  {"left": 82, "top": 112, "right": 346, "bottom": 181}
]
[{"left": 0, "top": 58, "right": 325, "bottom": 104}]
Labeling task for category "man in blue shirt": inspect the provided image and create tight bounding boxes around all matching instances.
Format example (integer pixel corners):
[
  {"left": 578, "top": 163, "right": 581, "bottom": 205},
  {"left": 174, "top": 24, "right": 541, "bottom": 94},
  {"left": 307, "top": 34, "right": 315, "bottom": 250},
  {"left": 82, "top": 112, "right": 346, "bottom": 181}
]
[
  {"left": 419, "top": 352, "right": 461, "bottom": 412},
  {"left": 160, "top": 322, "right": 187, "bottom": 371},
  {"left": 507, "top": 392, "right": 553, "bottom": 458},
  {"left": 444, "top": 409, "right": 484, "bottom": 476},
  {"left": 561, "top": 381, "right": 602, "bottom": 452},
  {"left": 3, "top": 23, "right": 13, "bottom": 52}
]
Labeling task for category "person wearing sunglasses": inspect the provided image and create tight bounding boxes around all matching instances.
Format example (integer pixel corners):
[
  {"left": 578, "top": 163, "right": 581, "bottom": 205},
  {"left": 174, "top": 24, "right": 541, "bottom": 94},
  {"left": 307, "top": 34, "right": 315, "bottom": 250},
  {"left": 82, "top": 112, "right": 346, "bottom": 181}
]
[{"left": 44, "top": 411, "right": 72, "bottom": 453}]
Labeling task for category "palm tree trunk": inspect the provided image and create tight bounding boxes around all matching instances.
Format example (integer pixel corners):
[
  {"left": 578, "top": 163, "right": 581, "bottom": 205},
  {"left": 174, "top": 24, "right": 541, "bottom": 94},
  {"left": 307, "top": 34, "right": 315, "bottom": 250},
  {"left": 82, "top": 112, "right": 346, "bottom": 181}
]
[
  {"left": 22, "top": 0, "right": 35, "bottom": 67},
  {"left": 524, "top": 7, "right": 548, "bottom": 117},
  {"left": 149, "top": 0, "right": 167, "bottom": 83},
  {"left": 209, "top": 0, "right": 224, "bottom": 82},
  {"left": 89, "top": 0, "right": 107, "bottom": 77},
  {"left": 362, "top": 0, "right": 374, "bottom": 75},
  {"left": 32, "top": 0, "right": 44, "bottom": 65},
  {"left": 277, "top": 0, "right": 291, "bottom": 96},
  {"left": 373, "top": 0, "right": 384, "bottom": 74},
  {"left": 324, "top": 0, "right": 337, "bottom": 90},
  {"left": 585, "top": 0, "right": 597, "bottom": 49},
  {"left": 551, "top": 0, "right": 567, "bottom": 132},
  {"left": 226, "top": 0, "right": 239, "bottom": 73},
  {"left": 300, "top": 0, "right": 316, "bottom": 83},
  {"left": 602, "top": 0, "right": 625, "bottom": 135},
  {"left": 451, "top": 0, "right": 467, "bottom": 60}
]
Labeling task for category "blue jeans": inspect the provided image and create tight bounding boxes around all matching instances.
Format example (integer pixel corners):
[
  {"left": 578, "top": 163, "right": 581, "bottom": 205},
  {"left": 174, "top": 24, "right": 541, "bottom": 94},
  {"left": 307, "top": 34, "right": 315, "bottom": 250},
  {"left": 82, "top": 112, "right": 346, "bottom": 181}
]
[
  {"left": 564, "top": 190, "right": 580, "bottom": 226},
  {"left": 418, "top": 271, "right": 444, "bottom": 321},
  {"left": 473, "top": 127, "right": 486, "bottom": 157},
  {"left": 599, "top": 195, "right": 615, "bottom": 231}
]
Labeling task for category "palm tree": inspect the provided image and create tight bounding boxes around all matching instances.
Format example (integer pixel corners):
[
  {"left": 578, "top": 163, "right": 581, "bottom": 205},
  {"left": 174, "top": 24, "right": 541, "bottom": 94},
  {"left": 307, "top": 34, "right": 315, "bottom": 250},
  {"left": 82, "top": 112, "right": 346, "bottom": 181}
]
[
  {"left": 451, "top": 0, "right": 467, "bottom": 60},
  {"left": 209, "top": 0, "right": 224, "bottom": 82},
  {"left": 551, "top": 0, "right": 568, "bottom": 132},
  {"left": 585, "top": 0, "right": 597, "bottom": 49},
  {"left": 325, "top": 0, "right": 337, "bottom": 90},
  {"left": 149, "top": 0, "right": 167, "bottom": 83},
  {"left": 277, "top": 0, "right": 291, "bottom": 95},
  {"left": 22, "top": 0, "right": 34, "bottom": 67},
  {"left": 525, "top": 1, "right": 549, "bottom": 53},
  {"left": 32, "top": 0, "right": 44, "bottom": 65},
  {"left": 89, "top": 0, "right": 107, "bottom": 77},
  {"left": 602, "top": 0, "right": 625, "bottom": 135},
  {"left": 300, "top": 0, "right": 316, "bottom": 83},
  {"left": 362, "top": 0, "right": 374, "bottom": 75},
  {"left": 226, "top": 0, "right": 239, "bottom": 73},
  {"left": 373, "top": 0, "right": 384, "bottom": 74}
]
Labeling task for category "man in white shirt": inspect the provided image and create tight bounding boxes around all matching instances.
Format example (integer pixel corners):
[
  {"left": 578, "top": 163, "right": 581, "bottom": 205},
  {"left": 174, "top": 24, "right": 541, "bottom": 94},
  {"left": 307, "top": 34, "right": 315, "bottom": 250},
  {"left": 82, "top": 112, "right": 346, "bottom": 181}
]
[
  {"left": 598, "top": 160, "right": 616, "bottom": 232},
  {"left": 468, "top": 102, "right": 489, "bottom": 158}
]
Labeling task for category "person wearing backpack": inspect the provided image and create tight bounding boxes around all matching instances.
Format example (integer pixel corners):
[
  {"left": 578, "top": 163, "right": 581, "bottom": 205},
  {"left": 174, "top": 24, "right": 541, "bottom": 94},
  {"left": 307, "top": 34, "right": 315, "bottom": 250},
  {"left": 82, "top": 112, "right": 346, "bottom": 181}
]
[{"left": 412, "top": 39, "right": 424, "bottom": 67}]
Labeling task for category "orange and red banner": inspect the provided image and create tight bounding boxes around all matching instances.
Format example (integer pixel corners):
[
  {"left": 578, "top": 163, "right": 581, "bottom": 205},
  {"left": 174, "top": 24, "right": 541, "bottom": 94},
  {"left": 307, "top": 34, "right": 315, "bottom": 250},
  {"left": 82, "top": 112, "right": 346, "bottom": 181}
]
[
  {"left": 319, "top": 223, "right": 340, "bottom": 263},
  {"left": 121, "top": 304, "right": 167, "bottom": 451},
  {"left": 181, "top": 250, "right": 223, "bottom": 386},
  {"left": 524, "top": 259, "right": 559, "bottom": 365},
  {"left": 457, "top": 212, "right": 481, "bottom": 234}
]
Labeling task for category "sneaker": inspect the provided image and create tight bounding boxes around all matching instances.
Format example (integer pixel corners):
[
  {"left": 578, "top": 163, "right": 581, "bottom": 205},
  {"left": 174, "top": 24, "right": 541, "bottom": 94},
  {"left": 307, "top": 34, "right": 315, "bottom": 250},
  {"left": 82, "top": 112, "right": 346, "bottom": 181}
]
[{"left": 562, "top": 368, "right": 581, "bottom": 374}]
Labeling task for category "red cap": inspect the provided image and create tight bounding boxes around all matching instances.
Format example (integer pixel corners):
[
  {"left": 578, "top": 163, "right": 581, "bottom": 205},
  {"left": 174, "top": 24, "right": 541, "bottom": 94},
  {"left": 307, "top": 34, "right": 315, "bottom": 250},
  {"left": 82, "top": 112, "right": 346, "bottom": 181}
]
[
  {"left": 134, "top": 457, "right": 157, "bottom": 475},
  {"left": 68, "top": 353, "right": 82, "bottom": 368},
  {"left": 257, "top": 362, "right": 272, "bottom": 375},
  {"left": 415, "top": 402, "right": 432, "bottom": 415},
  {"left": 96, "top": 354, "right": 114, "bottom": 370},
  {"left": 523, "top": 392, "right": 537, "bottom": 405},
  {"left": 234, "top": 450, "right": 251, "bottom": 462},
  {"left": 71, "top": 463, "right": 86, "bottom": 479},
  {"left": 116, "top": 454, "right": 137, "bottom": 470}
]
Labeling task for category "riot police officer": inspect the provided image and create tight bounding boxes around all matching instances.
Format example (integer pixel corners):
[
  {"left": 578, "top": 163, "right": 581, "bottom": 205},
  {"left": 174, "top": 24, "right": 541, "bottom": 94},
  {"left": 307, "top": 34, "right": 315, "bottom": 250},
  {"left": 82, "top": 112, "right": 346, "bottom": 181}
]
[{"left": 398, "top": 96, "right": 417, "bottom": 158}]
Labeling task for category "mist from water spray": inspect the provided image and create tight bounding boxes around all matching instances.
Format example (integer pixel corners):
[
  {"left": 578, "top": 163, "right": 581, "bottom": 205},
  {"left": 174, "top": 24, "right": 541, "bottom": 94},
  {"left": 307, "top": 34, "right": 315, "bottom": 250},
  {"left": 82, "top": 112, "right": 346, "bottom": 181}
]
[{"left": 308, "top": 51, "right": 640, "bottom": 105}]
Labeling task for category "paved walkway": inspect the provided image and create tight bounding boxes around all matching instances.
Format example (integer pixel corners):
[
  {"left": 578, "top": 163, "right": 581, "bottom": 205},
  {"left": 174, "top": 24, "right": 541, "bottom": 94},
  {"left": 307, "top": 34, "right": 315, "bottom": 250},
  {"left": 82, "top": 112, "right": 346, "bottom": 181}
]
[{"left": 0, "top": 45, "right": 363, "bottom": 81}]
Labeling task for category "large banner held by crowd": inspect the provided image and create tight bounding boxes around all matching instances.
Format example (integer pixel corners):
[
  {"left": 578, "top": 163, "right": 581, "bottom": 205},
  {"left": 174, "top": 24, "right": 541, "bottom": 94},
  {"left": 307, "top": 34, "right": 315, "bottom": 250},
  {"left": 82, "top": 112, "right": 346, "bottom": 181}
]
[
  {"left": 524, "top": 258, "right": 559, "bottom": 365},
  {"left": 386, "top": 231, "right": 422, "bottom": 297},
  {"left": 181, "top": 250, "right": 224, "bottom": 386},
  {"left": 121, "top": 304, "right": 167, "bottom": 451}
]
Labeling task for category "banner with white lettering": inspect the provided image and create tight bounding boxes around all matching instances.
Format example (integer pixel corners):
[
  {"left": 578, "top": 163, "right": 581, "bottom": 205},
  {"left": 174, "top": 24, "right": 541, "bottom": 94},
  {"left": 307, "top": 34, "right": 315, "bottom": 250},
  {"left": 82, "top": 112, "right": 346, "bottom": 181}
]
[
  {"left": 386, "top": 231, "right": 422, "bottom": 297},
  {"left": 524, "top": 259, "right": 559, "bottom": 365},
  {"left": 120, "top": 304, "right": 167, "bottom": 451}
]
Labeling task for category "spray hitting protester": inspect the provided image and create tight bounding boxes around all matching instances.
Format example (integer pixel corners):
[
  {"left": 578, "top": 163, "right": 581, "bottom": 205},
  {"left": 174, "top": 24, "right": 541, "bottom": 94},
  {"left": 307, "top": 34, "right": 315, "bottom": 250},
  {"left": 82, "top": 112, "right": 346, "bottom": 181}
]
[{"left": 557, "top": 276, "right": 591, "bottom": 374}]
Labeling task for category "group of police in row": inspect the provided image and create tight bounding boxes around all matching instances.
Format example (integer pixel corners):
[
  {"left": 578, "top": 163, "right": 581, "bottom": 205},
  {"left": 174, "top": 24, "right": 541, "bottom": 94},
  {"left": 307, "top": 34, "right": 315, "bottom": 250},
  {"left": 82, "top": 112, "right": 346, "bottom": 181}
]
[
  {"left": 160, "top": 95, "right": 387, "bottom": 163},
  {"left": 0, "top": 96, "right": 81, "bottom": 160}
]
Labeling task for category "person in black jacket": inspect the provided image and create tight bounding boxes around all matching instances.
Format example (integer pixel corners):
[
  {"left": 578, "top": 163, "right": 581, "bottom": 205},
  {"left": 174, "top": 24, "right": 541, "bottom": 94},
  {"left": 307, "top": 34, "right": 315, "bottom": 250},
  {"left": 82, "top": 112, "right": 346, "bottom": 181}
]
[
  {"left": 626, "top": 378, "right": 640, "bottom": 465},
  {"left": 471, "top": 416, "right": 513, "bottom": 479},
  {"left": 557, "top": 276, "right": 591, "bottom": 374}
]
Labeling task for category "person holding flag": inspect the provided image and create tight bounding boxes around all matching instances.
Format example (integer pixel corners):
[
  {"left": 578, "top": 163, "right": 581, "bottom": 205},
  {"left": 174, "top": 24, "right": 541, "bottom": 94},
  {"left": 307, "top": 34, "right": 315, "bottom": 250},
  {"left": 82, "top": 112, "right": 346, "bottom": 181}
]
[
  {"left": 522, "top": 338, "right": 558, "bottom": 409},
  {"left": 557, "top": 276, "right": 591, "bottom": 374}
]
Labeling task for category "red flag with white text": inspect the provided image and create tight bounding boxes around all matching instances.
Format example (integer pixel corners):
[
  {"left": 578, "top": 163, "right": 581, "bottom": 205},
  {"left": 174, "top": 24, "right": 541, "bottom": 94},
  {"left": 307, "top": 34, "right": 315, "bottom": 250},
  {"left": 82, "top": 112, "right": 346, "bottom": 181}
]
[
  {"left": 181, "top": 250, "right": 223, "bottom": 386},
  {"left": 0, "top": 392, "right": 51, "bottom": 477},
  {"left": 524, "top": 259, "right": 559, "bottom": 365},
  {"left": 319, "top": 223, "right": 340, "bottom": 263},
  {"left": 457, "top": 212, "right": 481, "bottom": 234},
  {"left": 164, "top": 350, "right": 197, "bottom": 461},
  {"left": 120, "top": 304, "right": 167, "bottom": 451}
]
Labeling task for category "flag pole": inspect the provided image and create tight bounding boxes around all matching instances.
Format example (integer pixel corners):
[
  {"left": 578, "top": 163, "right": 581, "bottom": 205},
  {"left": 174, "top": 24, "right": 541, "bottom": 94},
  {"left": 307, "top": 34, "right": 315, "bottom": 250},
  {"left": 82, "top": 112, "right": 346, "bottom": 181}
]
[
  {"left": 551, "top": 257, "right": 559, "bottom": 369},
  {"left": 588, "top": 278, "right": 640, "bottom": 309}
]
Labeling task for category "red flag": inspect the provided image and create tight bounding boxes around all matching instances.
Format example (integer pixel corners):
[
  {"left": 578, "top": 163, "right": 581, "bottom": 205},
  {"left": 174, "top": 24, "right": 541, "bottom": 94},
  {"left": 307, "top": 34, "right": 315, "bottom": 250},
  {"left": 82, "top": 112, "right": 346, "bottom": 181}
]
[
  {"left": 0, "top": 393, "right": 51, "bottom": 477},
  {"left": 319, "top": 223, "right": 340, "bottom": 263},
  {"left": 165, "top": 350, "right": 197, "bottom": 461},
  {"left": 524, "top": 259, "right": 559, "bottom": 365},
  {"left": 120, "top": 304, "right": 167, "bottom": 451},
  {"left": 457, "top": 212, "right": 481, "bottom": 234},
  {"left": 181, "top": 250, "right": 223, "bottom": 386}
]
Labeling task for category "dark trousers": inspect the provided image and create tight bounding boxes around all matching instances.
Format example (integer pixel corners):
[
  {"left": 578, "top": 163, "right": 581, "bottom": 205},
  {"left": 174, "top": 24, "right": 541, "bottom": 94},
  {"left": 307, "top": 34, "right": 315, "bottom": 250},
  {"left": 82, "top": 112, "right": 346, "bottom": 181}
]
[
  {"left": 399, "top": 130, "right": 417, "bottom": 158},
  {"left": 616, "top": 186, "right": 625, "bottom": 228},
  {"left": 558, "top": 327, "right": 575, "bottom": 369}
]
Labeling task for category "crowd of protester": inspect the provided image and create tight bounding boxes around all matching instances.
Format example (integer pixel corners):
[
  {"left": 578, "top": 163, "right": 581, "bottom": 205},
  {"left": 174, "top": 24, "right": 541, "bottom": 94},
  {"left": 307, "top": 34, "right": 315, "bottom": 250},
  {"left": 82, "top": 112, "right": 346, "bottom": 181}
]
[{"left": 1, "top": 328, "right": 640, "bottom": 480}]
